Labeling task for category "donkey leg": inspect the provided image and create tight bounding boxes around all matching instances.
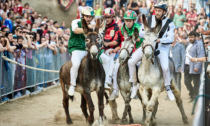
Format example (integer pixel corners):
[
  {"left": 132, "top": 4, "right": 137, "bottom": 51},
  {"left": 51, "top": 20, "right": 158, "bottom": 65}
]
[
  {"left": 83, "top": 91, "right": 95, "bottom": 125},
  {"left": 145, "top": 88, "right": 160, "bottom": 126},
  {"left": 121, "top": 92, "right": 129, "bottom": 123},
  {"left": 81, "top": 94, "right": 89, "bottom": 121},
  {"left": 62, "top": 90, "right": 73, "bottom": 124},
  {"left": 128, "top": 104, "right": 134, "bottom": 124},
  {"left": 137, "top": 90, "right": 146, "bottom": 123},
  {"left": 97, "top": 86, "right": 105, "bottom": 123},
  {"left": 171, "top": 81, "right": 189, "bottom": 124},
  {"left": 139, "top": 85, "right": 149, "bottom": 107},
  {"left": 151, "top": 100, "right": 159, "bottom": 126},
  {"left": 108, "top": 90, "right": 120, "bottom": 122}
]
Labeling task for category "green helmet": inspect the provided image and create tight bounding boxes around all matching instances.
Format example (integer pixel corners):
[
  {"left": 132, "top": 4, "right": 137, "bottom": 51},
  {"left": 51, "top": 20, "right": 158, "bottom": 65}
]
[
  {"left": 81, "top": 6, "right": 95, "bottom": 16},
  {"left": 124, "top": 10, "right": 137, "bottom": 20}
]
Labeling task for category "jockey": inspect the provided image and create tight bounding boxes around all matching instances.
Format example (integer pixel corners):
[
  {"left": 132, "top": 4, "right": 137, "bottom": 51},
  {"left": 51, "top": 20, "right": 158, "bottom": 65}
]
[
  {"left": 68, "top": 6, "right": 95, "bottom": 96},
  {"left": 99, "top": 8, "right": 121, "bottom": 89},
  {"left": 109, "top": 10, "right": 144, "bottom": 100},
  {"left": 139, "top": 1, "right": 175, "bottom": 101}
]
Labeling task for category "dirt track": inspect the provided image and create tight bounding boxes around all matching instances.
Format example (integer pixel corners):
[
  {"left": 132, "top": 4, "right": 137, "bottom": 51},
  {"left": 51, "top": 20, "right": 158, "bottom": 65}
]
[{"left": 0, "top": 80, "right": 195, "bottom": 126}]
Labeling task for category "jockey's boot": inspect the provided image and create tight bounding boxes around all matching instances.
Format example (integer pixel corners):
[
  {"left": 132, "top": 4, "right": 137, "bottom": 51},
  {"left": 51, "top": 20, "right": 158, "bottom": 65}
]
[
  {"left": 130, "top": 82, "right": 139, "bottom": 99},
  {"left": 104, "top": 76, "right": 112, "bottom": 89},
  {"left": 166, "top": 85, "right": 175, "bottom": 101},
  {"left": 68, "top": 85, "right": 76, "bottom": 96},
  {"left": 108, "top": 90, "right": 119, "bottom": 101},
  {"left": 104, "top": 83, "right": 111, "bottom": 90}
]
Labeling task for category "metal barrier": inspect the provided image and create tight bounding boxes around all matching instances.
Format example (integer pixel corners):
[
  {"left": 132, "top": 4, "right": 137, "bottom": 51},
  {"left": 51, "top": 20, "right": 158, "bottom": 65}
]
[
  {"left": 0, "top": 47, "right": 70, "bottom": 102},
  {"left": 0, "top": 52, "right": 2, "bottom": 99},
  {"left": 1, "top": 52, "right": 14, "bottom": 96}
]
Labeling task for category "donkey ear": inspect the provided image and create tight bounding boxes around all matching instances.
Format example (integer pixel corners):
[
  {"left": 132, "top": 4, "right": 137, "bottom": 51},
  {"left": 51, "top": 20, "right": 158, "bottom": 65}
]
[
  {"left": 82, "top": 18, "right": 90, "bottom": 34},
  {"left": 94, "top": 18, "right": 100, "bottom": 33},
  {"left": 132, "top": 28, "right": 139, "bottom": 42},
  {"left": 123, "top": 23, "right": 129, "bottom": 39},
  {"left": 142, "top": 14, "right": 149, "bottom": 33}
]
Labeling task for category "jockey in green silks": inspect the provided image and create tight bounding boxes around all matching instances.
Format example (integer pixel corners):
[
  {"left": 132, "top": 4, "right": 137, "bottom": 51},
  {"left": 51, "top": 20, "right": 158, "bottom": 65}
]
[{"left": 108, "top": 10, "right": 144, "bottom": 101}]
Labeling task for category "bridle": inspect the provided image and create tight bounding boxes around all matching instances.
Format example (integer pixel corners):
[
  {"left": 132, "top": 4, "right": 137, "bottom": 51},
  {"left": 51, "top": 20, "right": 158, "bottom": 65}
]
[
  {"left": 141, "top": 42, "right": 155, "bottom": 64},
  {"left": 119, "top": 41, "right": 134, "bottom": 65}
]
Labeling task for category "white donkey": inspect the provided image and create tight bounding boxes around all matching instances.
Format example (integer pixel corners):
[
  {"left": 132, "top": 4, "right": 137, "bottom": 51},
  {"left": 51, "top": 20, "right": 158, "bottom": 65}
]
[
  {"left": 116, "top": 24, "right": 146, "bottom": 124},
  {"left": 137, "top": 15, "right": 189, "bottom": 126}
]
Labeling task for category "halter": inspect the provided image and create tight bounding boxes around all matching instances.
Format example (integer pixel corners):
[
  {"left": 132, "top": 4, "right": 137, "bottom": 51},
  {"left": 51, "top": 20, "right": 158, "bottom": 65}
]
[
  {"left": 142, "top": 42, "right": 155, "bottom": 64},
  {"left": 120, "top": 46, "right": 134, "bottom": 65}
]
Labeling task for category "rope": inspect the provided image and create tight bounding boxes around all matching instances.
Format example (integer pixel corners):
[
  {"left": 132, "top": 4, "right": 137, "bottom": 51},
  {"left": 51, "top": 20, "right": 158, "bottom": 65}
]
[
  {"left": 191, "top": 94, "right": 210, "bottom": 115},
  {"left": 1, "top": 56, "right": 59, "bottom": 73}
]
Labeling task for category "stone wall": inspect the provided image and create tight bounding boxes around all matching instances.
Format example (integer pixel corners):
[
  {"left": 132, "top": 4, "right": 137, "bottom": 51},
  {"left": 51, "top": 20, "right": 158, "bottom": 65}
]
[{"left": 22, "top": 0, "right": 78, "bottom": 27}]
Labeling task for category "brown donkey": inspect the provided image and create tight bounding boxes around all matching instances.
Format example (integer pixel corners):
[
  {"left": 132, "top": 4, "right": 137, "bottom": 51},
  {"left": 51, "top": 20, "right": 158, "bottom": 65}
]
[{"left": 59, "top": 18, "right": 106, "bottom": 125}]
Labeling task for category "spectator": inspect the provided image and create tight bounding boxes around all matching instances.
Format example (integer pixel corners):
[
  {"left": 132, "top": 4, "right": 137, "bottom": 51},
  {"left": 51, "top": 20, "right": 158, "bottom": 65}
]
[
  {"left": 103, "top": 0, "right": 116, "bottom": 9},
  {"left": 127, "top": 0, "right": 139, "bottom": 15},
  {"left": 198, "top": 7, "right": 206, "bottom": 19},
  {"left": 94, "top": 3, "right": 102, "bottom": 19},
  {"left": 1, "top": 26, "right": 10, "bottom": 36},
  {"left": 60, "top": 21, "right": 66, "bottom": 30},
  {"left": 184, "top": 31, "right": 204, "bottom": 102},
  {"left": 14, "top": 0, "right": 23, "bottom": 15},
  {"left": 2, "top": 12, "right": 13, "bottom": 32},
  {"left": 0, "top": 2, "right": 9, "bottom": 16},
  {"left": 190, "top": 37, "right": 210, "bottom": 62},
  {"left": 173, "top": 8, "right": 186, "bottom": 28},
  {"left": 186, "top": 7, "right": 198, "bottom": 26},
  {"left": 139, "top": 1, "right": 149, "bottom": 17},
  {"left": 149, "top": 1, "right": 155, "bottom": 16},
  {"left": 78, "top": 2, "right": 86, "bottom": 19},
  {"left": 22, "top": 3, "right": 32, "bottom": 14},
  {"left": 119, "top": 0, "right": 127, "bottom": 9},
  {"left": 170, "top": 34, "right": 185, "bottom": 91}
]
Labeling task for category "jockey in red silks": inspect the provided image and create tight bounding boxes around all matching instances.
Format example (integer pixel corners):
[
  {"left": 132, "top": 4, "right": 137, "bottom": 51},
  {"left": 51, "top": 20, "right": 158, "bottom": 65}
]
[{"left": 99, "top": 8, "right": 121, "bottom": 89}]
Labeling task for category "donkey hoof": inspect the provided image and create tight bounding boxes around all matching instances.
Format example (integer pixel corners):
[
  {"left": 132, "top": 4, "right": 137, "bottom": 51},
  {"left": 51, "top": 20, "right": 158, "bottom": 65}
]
[
  {"left": 183, "top": 117, "right": 189, "bottom": 124},
  {"left": 129, "top": 119, "right": 134, "bottom": 124},
  {"left": 121, "top": 118, "right": 128, "bottom": 123},
  {"left": 66, "top": 120, "right": 73, "bottom": 124}
]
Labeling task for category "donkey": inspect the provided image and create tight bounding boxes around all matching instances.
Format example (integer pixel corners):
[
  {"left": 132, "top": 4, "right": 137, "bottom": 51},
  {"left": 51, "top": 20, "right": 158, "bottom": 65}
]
[
  {"left": 59, "top": 18, "right": 106, "bottom": 125},
  {"left": 117, "top": 24, "right": 146, "bottom": 124},
  {"left": 137, "top": 15, "right": 189, "bottom": 126}
]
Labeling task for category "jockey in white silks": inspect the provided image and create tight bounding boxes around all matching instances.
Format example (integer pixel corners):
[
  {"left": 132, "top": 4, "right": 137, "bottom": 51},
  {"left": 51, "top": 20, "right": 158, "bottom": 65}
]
[
  {"left": 110, "top": 1, "right": 176, "bottom": 101},
  {"left": 139, "top": 1, "right": 175, "bottom": 101}
]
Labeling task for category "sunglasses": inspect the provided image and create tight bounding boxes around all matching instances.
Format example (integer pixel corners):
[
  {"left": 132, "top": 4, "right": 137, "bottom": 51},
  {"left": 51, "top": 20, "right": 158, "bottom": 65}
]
[{"left": 204, "top": 42, "right": 209, "bottom": 45}]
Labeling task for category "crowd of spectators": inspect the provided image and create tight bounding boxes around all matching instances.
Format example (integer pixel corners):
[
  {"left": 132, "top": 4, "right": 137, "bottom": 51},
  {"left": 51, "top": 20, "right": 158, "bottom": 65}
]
[{"left": 0, "top": 0, "right": 69, "bottom": 55}]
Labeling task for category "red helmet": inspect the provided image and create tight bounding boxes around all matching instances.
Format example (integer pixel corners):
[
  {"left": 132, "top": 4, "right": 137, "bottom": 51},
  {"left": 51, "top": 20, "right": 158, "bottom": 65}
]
[{"left": 103, "top": 8, "right": 115, "bottom": 17}]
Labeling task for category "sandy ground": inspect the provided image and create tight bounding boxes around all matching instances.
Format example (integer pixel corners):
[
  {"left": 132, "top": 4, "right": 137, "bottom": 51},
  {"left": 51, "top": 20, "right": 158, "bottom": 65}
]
[{"left": 0, "top": 79, "right": 195, "bottom": 126}]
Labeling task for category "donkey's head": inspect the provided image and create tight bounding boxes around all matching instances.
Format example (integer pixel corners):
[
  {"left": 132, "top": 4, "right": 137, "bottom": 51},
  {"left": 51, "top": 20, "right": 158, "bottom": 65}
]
[
  {"left": 141, "top": 14, "right": 159, "bottom": 60},
  {"left": 82, "top": 18, "right": 101, "bottom": 60},
  {"left": 119, "top": 24, "right": 139, "bottom": 64}
]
